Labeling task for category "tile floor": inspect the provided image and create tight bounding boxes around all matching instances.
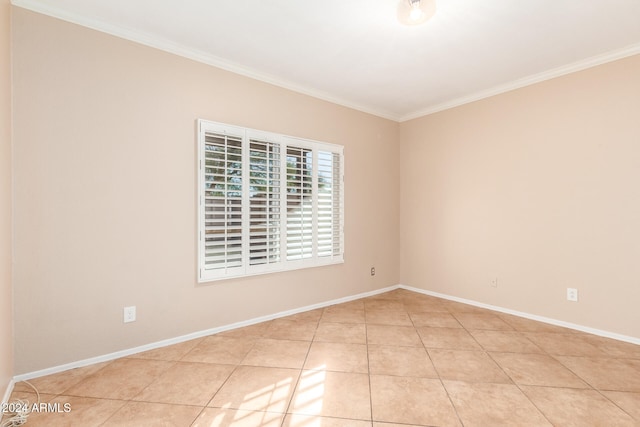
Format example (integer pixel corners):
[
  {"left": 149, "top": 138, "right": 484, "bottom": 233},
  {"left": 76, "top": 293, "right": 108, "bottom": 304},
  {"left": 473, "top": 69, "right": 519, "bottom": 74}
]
[{"left": 3, "top": 289, "right": 640, "bottom": 426}]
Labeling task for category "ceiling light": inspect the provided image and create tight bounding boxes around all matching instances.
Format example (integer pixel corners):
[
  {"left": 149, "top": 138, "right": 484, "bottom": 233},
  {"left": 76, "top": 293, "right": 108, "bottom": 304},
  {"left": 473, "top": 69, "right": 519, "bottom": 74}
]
[
  {"left": 409, "top": 1, "right": 424, "bottom": 21},
  {"left": 398, "top": 0, "right": 436, "bottom": 26}
]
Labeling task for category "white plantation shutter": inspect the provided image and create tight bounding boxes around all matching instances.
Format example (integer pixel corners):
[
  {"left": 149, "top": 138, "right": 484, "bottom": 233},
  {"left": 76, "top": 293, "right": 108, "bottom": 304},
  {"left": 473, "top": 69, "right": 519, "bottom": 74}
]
[
  {"left": 198, "top": 120, "right": 344, "bottom": 282},
  {"left": 248, "top": 138, "right": 281, "bottom": 267},
  {"left": 317, "top": 151, "right": 343, "bottom": 258},
  {"left": 202, "top": 131, "right": 243, "bottom": 277},
  {"left": 286, "top": 147, "right": 314, "bottom": 261}
]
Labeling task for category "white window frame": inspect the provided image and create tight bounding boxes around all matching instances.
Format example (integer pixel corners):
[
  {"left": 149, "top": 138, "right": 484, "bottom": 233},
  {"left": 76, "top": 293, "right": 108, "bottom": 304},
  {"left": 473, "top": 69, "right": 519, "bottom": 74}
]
[{"left": 197, "top": 119, "right": 344, "bottom": 282}]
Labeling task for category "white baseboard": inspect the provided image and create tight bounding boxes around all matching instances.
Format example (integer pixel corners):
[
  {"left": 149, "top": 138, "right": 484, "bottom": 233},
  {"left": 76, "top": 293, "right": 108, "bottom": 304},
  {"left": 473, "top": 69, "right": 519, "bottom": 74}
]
[
  {"left": 2, "top": 378, "right": 14, "bottom": 405},
  {"left": 15, "top": 283, "right": 638, "bottom": 382},
  {"left": 399, "top": 284, "right": 640, "bottom": 345},
  {"left": 14, "top": 285, "right": 397, "bottom": 382}
]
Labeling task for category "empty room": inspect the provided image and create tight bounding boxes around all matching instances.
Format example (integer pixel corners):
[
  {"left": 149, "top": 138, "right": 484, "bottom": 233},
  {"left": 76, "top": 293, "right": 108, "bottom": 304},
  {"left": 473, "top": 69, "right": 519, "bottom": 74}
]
[{"left": 1, "top": 0, "right": 639, "bottom": 426}]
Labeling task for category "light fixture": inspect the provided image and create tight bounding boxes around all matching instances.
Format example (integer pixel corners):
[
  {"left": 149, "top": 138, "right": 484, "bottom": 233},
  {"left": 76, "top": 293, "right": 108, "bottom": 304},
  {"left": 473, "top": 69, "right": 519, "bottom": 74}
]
[
  {"left": 398, "top": 0, "right": 436, "bottom": 26},
  {"left": 409, "top": 0, "right": 424, "bottom": 21}
]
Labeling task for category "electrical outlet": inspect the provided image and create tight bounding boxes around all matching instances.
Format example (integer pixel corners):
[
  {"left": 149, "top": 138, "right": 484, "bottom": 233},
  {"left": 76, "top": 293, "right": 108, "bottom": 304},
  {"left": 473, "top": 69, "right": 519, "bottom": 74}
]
[
  {"left": 370, "top": 267, "right": 375, "bottom": 276},
  {"left": 123, "top": 306, "right": 136, "bottom": 323},
  {"left": 566, "top": 288, "right": 578, "bottom": 302},
  {"left": 491, "top": 278, "right": 498, "bottom": 288}
]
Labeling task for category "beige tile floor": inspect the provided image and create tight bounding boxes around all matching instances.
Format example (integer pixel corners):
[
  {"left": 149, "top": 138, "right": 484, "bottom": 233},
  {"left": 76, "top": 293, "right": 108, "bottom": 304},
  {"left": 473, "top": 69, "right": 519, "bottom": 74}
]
[{"left": 3, "top": 289, "right": 640, "bottom": 426}]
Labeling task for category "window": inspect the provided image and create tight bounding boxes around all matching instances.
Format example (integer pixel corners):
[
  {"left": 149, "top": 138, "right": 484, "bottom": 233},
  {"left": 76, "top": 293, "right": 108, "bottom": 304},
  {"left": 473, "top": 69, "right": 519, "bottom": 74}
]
[{"left": 198, "top": 120, "right": 344, "bottom": 282}]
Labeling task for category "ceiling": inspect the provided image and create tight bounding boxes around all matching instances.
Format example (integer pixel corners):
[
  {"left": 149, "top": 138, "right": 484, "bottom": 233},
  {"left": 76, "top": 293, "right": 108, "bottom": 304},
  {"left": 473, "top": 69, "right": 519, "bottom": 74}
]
[{"left": 13, "top": 0, "right": 640, "bottom": 121}]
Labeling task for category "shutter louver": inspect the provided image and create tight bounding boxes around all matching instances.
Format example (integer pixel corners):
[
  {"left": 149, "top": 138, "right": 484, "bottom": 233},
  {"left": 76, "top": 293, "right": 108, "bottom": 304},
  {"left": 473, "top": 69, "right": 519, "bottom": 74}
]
[
  {"left": 317, "top": 151, "right": 343, "bottom": 258},
  {"left": 249, "top": 139, "right": 281, "bottom": 266},
  {"left": 203, "top": 132, "right": 243, "bottom": 273},
  {"left": 286, "top": 147, "right": 313, "bottom": 260},
  {"left": 332, "top": 152, "right": 343, "bottom": 257}
]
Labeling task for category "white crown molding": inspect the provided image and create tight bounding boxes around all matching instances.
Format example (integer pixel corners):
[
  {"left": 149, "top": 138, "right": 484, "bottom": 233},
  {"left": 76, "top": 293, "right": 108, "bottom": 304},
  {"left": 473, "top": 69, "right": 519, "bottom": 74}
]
[
  {"left": 399, "top": 42, "right": 640, "bottom": 122},
  {"left": 10, "top": 2, "right": 640, "bottom": 123},
  {"left": 10, "top": 0, "right": 401, "bottom": 122}
]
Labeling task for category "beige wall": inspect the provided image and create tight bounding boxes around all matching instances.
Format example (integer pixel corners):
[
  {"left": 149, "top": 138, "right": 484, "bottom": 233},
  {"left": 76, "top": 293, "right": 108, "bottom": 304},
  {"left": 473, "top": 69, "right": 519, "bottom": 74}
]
[
  {"left": 11, "top": 5, "right": 639, "bottom": 376},
  {"left": 400, "top": 54, "right": 640, "bottom": 339},
  {"left": 1, "top": 0, "right": 14, "bottom": 396},
  {"left": 12, "top": 8, "right": 400, "bottom": 374}
]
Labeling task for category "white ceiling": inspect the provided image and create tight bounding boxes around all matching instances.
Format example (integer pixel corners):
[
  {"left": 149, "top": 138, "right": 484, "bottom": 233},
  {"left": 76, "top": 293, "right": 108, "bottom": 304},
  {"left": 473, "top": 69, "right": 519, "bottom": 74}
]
[{"left": 13, "top": 0, "right": 640, "bottom": 121}]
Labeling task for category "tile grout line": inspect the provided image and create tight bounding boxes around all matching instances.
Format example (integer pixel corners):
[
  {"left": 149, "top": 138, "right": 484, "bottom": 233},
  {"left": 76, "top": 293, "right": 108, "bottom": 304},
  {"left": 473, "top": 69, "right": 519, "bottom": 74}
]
[
  {"left": 435, "top": 304, "right": 473, "bottom": 427},
  {"left": 11, "top": 289, "right": 640, "bottom": 426},
  {"left": 278, "top": 310, "right": 321, "bottom": 426},
  {"left": 482, "top": 347, "right": 556, "bottom": 426},
  {"left": 469, "top": 314, "right": 635, "bottom": 425},
  {"left": 549, "top": 352, "right": 640, "bottom": 422},
  {"left": 364, "top": 308, "right": 374, "bottom": 426},
  {"left": 187, "top": 329, "right": 262, "bottom": 425},
  {"left": 458, "top": 312, "right": 557, "bottom": 427}
]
